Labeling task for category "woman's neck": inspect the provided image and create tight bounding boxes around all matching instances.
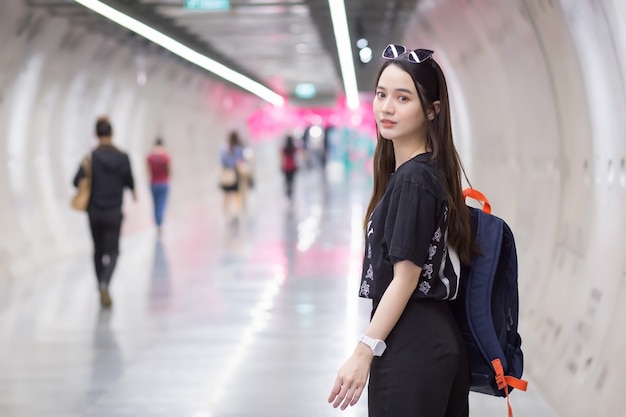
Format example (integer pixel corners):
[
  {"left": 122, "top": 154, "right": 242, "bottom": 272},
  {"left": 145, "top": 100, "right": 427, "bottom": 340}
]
[{"left": 394, "top": 140, "right": 427, "bottom": 170}]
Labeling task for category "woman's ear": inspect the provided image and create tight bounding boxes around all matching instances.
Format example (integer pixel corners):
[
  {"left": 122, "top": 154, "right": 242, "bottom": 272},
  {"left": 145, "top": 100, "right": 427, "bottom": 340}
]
[{"left": 428, "top": 101, "right": 441, "bottom": 120}]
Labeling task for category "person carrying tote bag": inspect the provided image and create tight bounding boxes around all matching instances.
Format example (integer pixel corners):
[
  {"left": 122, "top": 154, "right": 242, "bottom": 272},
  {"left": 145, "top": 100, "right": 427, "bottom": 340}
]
[
  {"left": 219, "top": 130, "right": 245, "bottom": 226},
  {"left": 72, "top": 117, "right": 137, "bottom": 308},
  {"left": 71, "top": 154, "right": 92, "bottom": 211}
]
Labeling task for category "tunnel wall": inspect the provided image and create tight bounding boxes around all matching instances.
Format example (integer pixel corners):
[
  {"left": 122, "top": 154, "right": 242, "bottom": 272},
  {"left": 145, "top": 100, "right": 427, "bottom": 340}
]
[
  {"left": 403, "top": 0, "right": 626, "bottom": 416},
  {"left": 0, "top": 0, "right": 261, "bottom": 278}
]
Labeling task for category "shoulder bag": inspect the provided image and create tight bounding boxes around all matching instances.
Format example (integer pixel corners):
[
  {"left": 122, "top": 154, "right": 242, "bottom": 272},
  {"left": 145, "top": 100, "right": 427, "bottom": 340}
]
[{"left": 70, "top": 154, "right": 92, "bottom": 211}]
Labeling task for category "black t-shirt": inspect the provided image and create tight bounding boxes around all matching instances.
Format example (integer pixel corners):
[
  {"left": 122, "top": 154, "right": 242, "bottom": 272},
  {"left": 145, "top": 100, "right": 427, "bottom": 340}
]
[{"left": 359, "top": 152, "right": 461, "bottom": 301}]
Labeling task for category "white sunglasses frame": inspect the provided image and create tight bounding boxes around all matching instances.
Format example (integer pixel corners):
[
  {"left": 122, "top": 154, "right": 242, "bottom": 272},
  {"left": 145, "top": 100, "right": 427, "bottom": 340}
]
[{"left": 382, "top": 44, "right": 434, "bottom": 64}]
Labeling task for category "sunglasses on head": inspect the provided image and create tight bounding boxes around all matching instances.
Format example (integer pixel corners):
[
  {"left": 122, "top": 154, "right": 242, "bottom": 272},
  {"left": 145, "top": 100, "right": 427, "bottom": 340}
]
[{"left": 382, "top": 44, "right": 434, "bottom": 64}]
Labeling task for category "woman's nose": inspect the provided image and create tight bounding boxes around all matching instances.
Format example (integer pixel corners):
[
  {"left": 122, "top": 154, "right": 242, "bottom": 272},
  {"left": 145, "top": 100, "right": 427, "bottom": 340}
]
[{"left": 381, "top": 99, "right": 394, "bottom": 114}]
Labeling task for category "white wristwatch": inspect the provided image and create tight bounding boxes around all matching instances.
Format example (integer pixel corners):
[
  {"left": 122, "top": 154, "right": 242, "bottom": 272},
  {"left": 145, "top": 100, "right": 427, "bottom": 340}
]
[{"left": 358, "top": 334, "right": 387, "bottom": 356}]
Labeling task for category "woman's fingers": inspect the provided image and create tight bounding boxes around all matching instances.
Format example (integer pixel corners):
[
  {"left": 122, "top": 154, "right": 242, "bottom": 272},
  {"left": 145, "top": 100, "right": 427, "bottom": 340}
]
[
  {"left": 329, "top": 354, "right": 370, "bottom": 410},
  {"left": 329, "top": 380, "right": 362, "bottom": 410},
  {"left": 331, "top": 382, "right": 348, "bottom": 408},
  {"left": 350, "top": 386, "right": 363, "bottom": 406},
  {"left": 338, "top": 385, "right": 361, "bottom": 410},
  {"left": 329, "top": 377, "right": 349, "bottom": 408},
  {"left": 328, "top": 378, "right": 342, "bottom": 403}
]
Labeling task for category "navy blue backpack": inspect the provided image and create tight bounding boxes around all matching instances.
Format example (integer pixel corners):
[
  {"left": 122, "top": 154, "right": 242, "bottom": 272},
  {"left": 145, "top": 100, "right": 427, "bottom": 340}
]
[{"left": 451, "top": 189, "right": 528, "bottom": 416}]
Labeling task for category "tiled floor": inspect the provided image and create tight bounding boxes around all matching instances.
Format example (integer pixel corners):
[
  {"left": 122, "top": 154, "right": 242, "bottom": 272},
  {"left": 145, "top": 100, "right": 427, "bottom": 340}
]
[{"left": 0, "top": 168, "right": 558, "bottom": 416}]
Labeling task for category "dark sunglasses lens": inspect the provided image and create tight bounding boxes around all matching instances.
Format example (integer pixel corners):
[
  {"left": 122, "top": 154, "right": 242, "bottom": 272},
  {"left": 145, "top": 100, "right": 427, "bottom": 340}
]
[
  {"left": 382, "top": 44, "right": 406, "bottom": 59},
  {"left": 409, "top": 49, "right": 434, "bottom": 63}
]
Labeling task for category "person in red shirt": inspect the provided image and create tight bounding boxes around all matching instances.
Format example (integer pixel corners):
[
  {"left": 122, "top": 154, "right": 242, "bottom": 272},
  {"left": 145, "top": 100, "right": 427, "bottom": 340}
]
[
  {"left": 280, "top": 135, "right": 298, "bottom": 200},
  {"left": 146, "top": 138, "right": 170, "bottom": 235}
]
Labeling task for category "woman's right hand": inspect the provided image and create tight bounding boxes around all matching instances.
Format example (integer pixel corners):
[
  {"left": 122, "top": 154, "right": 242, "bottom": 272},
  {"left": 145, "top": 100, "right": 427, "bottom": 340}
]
[{"left": 328, "top": 343, "right": 373, "bottom": 410}]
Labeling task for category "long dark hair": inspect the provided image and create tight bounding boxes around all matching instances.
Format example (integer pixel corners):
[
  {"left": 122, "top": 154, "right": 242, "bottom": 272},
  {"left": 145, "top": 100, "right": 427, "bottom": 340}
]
[
  {"left": 364, "top": 56, "right": 474, "bottom": 265},
  {"left": 284, "top": 135, "right": 295, "bottom": 154},
  {"left": 228, "top": 130, "right": 241, "bottom": 152}
]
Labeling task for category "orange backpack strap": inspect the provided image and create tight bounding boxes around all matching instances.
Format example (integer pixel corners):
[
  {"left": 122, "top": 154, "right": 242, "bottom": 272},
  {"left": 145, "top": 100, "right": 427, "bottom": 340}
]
[
  {"left": 462, "top": 188, "right": 492, "bottom": 214},
  {"left": 491, "top": 359, "right": 529, "bottom": 417}
]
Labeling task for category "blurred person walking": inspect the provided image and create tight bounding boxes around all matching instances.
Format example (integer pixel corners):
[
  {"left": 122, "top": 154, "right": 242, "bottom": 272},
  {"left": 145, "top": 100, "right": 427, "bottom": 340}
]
[
  {"left": 146, "top": 137, "right": 170, "bottom": 236},
  {"left": 73, "top": 116, "right": 137, "bottom": 308},
  {"left": 280, "top": 135, "right": 298, "bottom": 200},
  {"left": 219, "top": 130, "right": 245, "bottom": 226}
]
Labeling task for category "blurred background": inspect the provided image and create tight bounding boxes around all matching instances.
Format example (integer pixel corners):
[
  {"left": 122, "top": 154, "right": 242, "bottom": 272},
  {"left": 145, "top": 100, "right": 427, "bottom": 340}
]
[{"left": 0, "top": 0, "right": 624, "bottom": 416}]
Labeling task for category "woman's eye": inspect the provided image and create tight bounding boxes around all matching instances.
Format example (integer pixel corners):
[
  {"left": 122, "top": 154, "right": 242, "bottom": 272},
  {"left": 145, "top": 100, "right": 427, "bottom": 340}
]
[
  {"left": 376, "top": 92, "right": 385, "bottom": 98},
  {"left": 398, "top": 96, "right": 408, "bottom": 102}
]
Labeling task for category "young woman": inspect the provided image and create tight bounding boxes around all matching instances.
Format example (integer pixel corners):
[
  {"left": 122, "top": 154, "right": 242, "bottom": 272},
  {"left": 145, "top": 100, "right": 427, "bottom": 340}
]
[
  {"left": 146, "top": 137, "right": 171, "bottom": 235},
  {"left": 73, "top": 117, "right": 136, "bottom": 308},
  {"left": 219, "top": 130, "right": 245, "bottom": 225},
  {"left": 328, "top": 45, "right": 474, "bottom": 416}
]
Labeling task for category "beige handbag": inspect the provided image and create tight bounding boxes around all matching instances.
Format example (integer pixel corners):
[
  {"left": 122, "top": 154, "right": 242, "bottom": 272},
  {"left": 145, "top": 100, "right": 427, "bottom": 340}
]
[
  {"left": 218, "top": 167, "right": 238, "bottom": 188},
  {"left": 70, "top": 155, "right": 92, "bottom": 211}
]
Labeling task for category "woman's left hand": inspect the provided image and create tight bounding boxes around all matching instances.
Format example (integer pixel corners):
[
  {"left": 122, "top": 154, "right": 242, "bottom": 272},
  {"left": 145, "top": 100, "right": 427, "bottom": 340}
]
[{"left": 328, "top": 345, "right": 373, "bottom": 410}]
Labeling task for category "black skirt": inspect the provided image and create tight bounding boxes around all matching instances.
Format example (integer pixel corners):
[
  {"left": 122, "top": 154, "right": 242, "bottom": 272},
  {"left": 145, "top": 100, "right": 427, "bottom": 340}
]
[
  {"left": 368, "top": 299, "right": 469, "bottom": 417},
  {"left": 221, "top": 181, "right": 239, "bottom": 192}
]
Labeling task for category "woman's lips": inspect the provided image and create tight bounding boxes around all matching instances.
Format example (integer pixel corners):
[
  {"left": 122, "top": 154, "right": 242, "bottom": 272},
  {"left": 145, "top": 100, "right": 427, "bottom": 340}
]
[{"left": 380, "top": 119, "right": 396, "bottom": 128}]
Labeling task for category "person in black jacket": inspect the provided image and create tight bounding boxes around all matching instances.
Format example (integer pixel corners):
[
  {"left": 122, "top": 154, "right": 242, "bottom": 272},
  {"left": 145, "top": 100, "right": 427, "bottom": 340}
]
[{"left": 73, "top": 117, "right": 136, "bottom": 308}]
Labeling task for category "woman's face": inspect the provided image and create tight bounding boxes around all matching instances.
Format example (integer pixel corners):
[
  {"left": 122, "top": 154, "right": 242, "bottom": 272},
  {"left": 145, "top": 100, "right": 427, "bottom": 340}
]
[{"left": 373, "top": 64, "right": 428, "bottom": 143}]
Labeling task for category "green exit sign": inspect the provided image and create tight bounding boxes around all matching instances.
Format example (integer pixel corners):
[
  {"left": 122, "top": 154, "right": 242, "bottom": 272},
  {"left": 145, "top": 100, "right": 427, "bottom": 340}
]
[{"left": 184, "top": 0, "right": 230, "bottom": 11}]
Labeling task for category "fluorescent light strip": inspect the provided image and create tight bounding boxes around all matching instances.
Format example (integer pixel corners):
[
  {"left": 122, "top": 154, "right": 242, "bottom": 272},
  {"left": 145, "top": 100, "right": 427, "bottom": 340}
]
[
  {"left": 328, "top": 0, "right": 359, "bottom": 109},
  {"left": 73, "top": 0, "right": 284, "bottom": 106}
]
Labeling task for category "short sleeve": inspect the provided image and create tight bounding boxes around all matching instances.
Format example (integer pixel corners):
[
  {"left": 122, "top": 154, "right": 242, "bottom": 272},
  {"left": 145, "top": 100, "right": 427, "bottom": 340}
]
[{"left": 384, "top": 180, "right": 439, "bottom": 267}]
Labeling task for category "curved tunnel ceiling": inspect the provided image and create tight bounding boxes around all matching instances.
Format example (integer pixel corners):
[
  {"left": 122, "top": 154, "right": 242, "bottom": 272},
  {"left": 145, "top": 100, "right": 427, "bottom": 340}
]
[
  {"left": 2, "top": 0, "right": 626, "bottom": 416},
  {"left": 27, "top": 0, "right": 417, "bottom": 104}
]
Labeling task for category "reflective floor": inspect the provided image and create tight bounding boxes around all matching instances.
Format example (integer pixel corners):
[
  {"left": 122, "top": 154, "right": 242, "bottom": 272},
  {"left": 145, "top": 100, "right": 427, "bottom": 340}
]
[{"left": 0, "top": 168, "right": 557, "bottom": 416}]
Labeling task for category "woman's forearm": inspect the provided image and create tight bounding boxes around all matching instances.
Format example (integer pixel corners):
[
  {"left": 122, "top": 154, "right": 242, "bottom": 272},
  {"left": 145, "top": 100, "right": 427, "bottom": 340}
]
[{"left": 362, "top": 262, "right": 421, "bottom": 341}]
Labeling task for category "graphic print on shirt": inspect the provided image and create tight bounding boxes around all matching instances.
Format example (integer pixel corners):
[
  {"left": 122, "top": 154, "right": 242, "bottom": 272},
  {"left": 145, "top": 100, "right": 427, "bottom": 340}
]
[
  {"left": 360, "top": 219, "right": 375, "bottom": 297},
  {"left": 422, "top": 263, "right": 434, "bottom": 280},
  {"left": 415, "top": 205, "right": 460, "bottom": 299},
  {"left": 428, "top": 244, "right": 437, "bottom": 260},
  {"left": 418, "top": 226, "right": 442, "bottom": 295},
  {"left": 418, "top": 281, "right": 431, "bottom": 295},
  {"left": 360, "top": 280, "right": 370, "bottom": 297},
  {"left": 433, "top": 227, "right": 442, "bottom": 243}
]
